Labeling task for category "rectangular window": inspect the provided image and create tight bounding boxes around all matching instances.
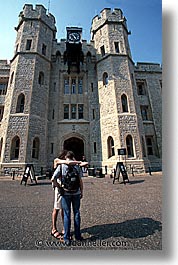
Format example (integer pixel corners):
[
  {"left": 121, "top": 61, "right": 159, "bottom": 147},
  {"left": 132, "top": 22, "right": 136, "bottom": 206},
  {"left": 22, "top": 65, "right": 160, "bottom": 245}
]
[
  {"left": 78, "top": 104, "right": 84, "bottom": 119},
  {"left": 71, "top": 104, "right": 76, "bottom": 119},
  {"left": 64, "top": 104, "right": 69, "bottom": 119},
  {"left": 140, "top": 106, "right": 148, "bottom": 121},
  {"left": 114, "top": 42, "right": 119, "bottom": 53},
  {"left": 0, "top": 84, "right": 7, "bottom": 95},
  {"left": 91, "top": 83, "right": 94, "bottom": 92},
  {"left": 71, "top": 78, "right": 76, "bottom": 94},
  {"left": 137, "top": 81, "right": 146, "bottom": 95},
  {"left": 78, "top": 78, "right": 83, "bottom": 94},
  {"left": 26, "top": 39, "right": 32, "bottom": 50},
  {"left": 53, "top": 82, "right": 56, "bottom": 92},
  {"left": 52, "top": 109, "right": 55, "bottom": 120},
  {"left": 113, "top": 24, "right": 117, "bottom": 31},
  {"left": 92, "top": 109, "right": 95, "bottom": 120},
  {"left": 146, "top": 137, "right": 154, "bottom": 155},
  {"left": 94, "top": 142, "right": 97, "bottom": 154},
  {"left": 42, "top": 44, "right": 47, "bottom": 56},
  {"left": 100, "top": 45, "right": 105, "bottom": 57},
  {"left": 64, "top": 78, "right": 70, "bottom": 94},
  {"left": 140, "top": 105, "right": 152, "bottom": 121},
  {"left": 159, "top": 80, "right": 162, "bottom": 92}
]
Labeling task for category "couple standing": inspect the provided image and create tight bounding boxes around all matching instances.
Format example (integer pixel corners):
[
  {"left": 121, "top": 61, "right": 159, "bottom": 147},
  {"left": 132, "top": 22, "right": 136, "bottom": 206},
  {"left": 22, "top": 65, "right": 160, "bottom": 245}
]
[{"left": 51, "top": 150, "right": 87, "bottom": 245}]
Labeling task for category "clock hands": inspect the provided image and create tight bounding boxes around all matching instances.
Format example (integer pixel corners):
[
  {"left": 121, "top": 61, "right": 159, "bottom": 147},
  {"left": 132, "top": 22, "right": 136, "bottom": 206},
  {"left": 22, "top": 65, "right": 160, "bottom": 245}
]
[{"left": 68, "top": 32, "right": 80, "bottom": 42}]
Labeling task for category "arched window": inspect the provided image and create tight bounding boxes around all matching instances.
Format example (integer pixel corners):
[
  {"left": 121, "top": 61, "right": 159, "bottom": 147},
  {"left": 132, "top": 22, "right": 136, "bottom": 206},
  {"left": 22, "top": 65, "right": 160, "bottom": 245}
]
[
  {"left": 126, "top": 135, "right": 134, "bottom": 158},
  {"left": 121, "top": 94, "right": 128, "bottom": 112},
  {"left": 32, "top": 137, "right": 40, "bottom": 159},
  {"left": 103, "top": 72, "right": 109, "bottom": 86},
  {"left": 0, "top": 138, "right": 3, "bottom": 158},
  {"left": 38, "top": 72, "right": 44, "bottom": 85},
  {"left": 107, "top": 136, "right": 115, "bottom": 158},
  {"left": 56, "top": 51, "right": 61, "bottom": 62},
  {"left": 10, "top": 136, "right": 20, "bottom": 160},
  {"left": 16, "top": 93, "right": 25, "bottom": 113},
  {"left": 0, "top": 106, "right": 4, "bottom": 121}
]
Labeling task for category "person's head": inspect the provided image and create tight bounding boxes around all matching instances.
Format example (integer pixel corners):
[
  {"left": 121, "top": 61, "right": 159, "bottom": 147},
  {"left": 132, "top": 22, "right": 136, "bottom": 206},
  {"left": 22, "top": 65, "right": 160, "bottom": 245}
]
[
  {"left": 65, "top": 151, "right": 75, "bottom": 160},
  {"left": 58, "top": 150, "right": 68, "bottom": 159}
]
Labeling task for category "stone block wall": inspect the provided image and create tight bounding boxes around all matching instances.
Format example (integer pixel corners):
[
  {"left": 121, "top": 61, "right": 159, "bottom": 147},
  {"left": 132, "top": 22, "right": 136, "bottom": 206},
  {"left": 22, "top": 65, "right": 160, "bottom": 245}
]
[{"left": 0, "top": 6, "right": 162, "bottom": 174}]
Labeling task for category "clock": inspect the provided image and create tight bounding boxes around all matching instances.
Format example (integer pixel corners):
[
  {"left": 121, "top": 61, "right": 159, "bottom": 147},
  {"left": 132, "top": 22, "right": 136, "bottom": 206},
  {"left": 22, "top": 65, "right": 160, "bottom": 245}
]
[{"left": 68, "top": 32, "right": 81, "bottom": 42}]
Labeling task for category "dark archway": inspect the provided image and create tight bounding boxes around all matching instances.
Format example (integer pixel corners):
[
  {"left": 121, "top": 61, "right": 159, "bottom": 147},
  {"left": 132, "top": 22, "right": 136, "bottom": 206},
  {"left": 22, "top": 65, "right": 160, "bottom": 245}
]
[{"left": 64, "top": 137, "right": 84, "bottom": 160}]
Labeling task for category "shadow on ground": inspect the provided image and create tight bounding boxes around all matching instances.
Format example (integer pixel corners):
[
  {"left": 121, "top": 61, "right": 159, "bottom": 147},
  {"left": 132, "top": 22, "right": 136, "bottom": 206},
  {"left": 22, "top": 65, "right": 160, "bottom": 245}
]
[
  {"left": 81, "top": 217, "right": 162, "bottom": 240},
  {"left": 27, "top": 181, "right": 51, "bottom": 186},
  {"left": 128, "top": 179, "right": 145, "bottom": 185},
  {"left": 113, "top": 179, "right": 145, "bottom": 185}
]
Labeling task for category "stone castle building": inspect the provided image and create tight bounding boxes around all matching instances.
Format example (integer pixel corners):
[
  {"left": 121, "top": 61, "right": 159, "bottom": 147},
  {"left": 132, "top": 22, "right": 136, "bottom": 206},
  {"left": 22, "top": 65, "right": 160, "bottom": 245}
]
[{"left": 0, "top": 4, "right": 162, "bottom": 174}]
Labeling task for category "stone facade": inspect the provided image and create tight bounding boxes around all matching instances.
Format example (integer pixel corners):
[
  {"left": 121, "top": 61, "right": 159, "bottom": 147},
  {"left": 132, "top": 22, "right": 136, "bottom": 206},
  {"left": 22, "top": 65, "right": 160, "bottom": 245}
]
[{"left": 0, "top": 5, "right": 162, "bottom": 174}]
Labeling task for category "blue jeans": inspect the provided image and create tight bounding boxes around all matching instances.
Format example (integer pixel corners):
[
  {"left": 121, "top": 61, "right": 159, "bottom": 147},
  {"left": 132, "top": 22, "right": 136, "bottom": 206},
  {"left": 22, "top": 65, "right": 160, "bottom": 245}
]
[{"left": 61, "top": 194, "right": 81, "bottom": 242}]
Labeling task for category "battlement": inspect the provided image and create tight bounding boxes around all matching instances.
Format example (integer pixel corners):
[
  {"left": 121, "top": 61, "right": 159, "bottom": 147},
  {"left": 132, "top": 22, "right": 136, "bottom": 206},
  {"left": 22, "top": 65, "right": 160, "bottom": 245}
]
[
  {"left": 91, "top": 8, "right": 124, "bottom": 32},
  {"left": 0, "top": 60, "right": 10, "bottom": 69},
  {"left": 0, "top": 60, "right": 9, "bottom": 65},
  {"left": 18, "top": 4, "right": 56, "bottom": 30},
  {"left": 135, "top": 62, "right": 162, "bottom": 72}
]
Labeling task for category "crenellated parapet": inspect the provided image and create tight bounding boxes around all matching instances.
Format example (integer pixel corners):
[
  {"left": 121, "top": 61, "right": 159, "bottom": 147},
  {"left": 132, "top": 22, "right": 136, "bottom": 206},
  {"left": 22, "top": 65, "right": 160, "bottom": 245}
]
[
  {"left": 17, "top": 4, "right": 56, "bottom": 31},
  {"left": 0, "top": 60, "right": 10, "bottom": 72},
  {"left": 91, "top": 8, "right": 128, "bottom": 34},
  {"left": 134, "top": 62, "right": 162, "bottom": 72}
]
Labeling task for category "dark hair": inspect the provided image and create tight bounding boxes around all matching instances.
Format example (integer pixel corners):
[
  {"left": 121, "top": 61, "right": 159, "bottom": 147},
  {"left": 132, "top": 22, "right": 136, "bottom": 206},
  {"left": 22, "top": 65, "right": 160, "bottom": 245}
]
[
  {"left": 65, "top": 151, "right": 75, "bottom": 160},
  {"left": 58, "top": 150, "right": 68, "bottom": 159}
]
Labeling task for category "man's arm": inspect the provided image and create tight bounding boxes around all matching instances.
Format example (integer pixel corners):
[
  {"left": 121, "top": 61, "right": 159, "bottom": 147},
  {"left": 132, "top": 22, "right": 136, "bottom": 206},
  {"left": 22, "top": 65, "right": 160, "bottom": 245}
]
[
  {"left": 54, "top": 158, "right": 88, "bottom": 169},
  {"left": 54, "top": 159, "right": 67, "bottom": 169},
  {"left": 80, "top": 161, "right": 88, "bottom": 167}
]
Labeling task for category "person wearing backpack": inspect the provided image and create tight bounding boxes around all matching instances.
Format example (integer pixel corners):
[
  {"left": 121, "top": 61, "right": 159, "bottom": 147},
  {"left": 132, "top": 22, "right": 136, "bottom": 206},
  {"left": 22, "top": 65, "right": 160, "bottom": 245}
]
[
  {"left": 51, "top": 151, "right": 87, "bottom": 240},
  {"left": 60, "top": 151, "right": 83, "bottom": 244}
]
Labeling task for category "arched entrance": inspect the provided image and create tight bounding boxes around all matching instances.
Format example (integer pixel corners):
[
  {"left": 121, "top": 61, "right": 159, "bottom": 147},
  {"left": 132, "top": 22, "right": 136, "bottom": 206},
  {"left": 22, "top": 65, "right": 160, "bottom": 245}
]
[{"left": 64, "top": 137, "right": 84, "bottom": 160}]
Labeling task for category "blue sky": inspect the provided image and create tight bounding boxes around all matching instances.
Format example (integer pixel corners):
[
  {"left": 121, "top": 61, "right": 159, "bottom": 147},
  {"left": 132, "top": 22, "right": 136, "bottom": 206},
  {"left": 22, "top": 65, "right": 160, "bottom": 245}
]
[{"left": 0, "top": 0, "right": 162, "bottom": 64}]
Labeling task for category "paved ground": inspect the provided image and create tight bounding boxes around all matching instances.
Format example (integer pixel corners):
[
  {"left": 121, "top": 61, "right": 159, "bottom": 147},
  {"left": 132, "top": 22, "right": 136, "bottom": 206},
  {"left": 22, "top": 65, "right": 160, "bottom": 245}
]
[{"left": 0, "top": 172, "right": 162, "bottom": 250}]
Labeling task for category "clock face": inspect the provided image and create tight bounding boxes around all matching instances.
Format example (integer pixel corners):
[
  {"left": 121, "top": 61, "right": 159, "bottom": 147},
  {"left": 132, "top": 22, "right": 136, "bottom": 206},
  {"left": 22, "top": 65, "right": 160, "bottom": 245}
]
[{"left": 68, "top": 32, "right": 80, "bottom": 42}]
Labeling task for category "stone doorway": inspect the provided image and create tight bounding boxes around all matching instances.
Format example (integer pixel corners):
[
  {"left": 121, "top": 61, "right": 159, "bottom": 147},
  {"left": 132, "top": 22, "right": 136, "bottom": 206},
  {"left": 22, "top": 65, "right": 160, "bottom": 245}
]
[{"left": 63, "top": 137, "right": 84, "bottom": 161}]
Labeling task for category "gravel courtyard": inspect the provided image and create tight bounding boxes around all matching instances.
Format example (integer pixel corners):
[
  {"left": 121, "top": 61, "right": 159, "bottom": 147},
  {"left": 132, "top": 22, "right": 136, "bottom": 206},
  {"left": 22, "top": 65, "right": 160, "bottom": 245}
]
[{"left": 0, "top": 173, "right": 162, "bottom": 250}]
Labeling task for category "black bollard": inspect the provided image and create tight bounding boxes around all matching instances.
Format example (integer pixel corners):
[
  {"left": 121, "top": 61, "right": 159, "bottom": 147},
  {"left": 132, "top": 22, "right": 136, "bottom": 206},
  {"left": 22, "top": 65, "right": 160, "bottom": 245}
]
[
  {"left": 131, "top": 166, "right": 134, "bottom": 177},
  {"left": 12, "top": 170, "right": 15, "bottom": 180},
  {"left": 148, "top": 166, "right": 152, "bottom": 175},
  {"left": 105, "top": 165, "right": 107, "bottom": 175}
]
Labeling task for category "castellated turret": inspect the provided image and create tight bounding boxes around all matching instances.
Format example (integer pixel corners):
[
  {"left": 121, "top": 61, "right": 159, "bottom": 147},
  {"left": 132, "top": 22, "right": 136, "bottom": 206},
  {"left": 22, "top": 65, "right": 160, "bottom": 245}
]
[
  {"left": 91, "top": 8, "right": 132, "bottom": 59},
  {"left": 1, "top": 4, "right": 56, "bottom": 171},
  {"left": 0, "top": 5, "right": 162, "bottom": 174},
  {"left": 91, "top": 8, "right": 149, "bottom": 168}
]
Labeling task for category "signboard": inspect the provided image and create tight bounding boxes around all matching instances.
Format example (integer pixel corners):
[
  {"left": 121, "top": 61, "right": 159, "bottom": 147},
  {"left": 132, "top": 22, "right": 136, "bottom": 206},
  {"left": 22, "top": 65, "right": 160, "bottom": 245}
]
[
  {"left": 113, "top": 162, "right": 129, "bottom": 184},
  {"left": 118, "top": 148, "right": 126, "bottom": 156},
  {"left": 20, "top": 164, "right": 37, "bottom": 186}
]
